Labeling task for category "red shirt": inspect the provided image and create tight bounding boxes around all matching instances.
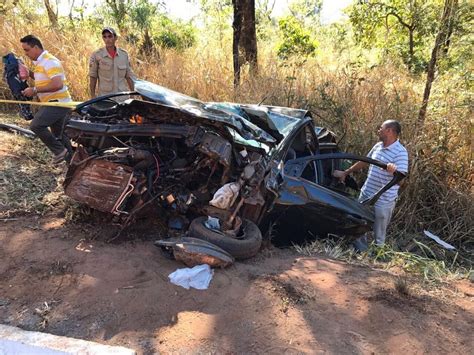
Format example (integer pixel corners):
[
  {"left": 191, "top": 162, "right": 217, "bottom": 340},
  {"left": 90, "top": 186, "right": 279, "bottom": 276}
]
[{"left": 107, "top": 47, "right": 117, "bottom": 58}]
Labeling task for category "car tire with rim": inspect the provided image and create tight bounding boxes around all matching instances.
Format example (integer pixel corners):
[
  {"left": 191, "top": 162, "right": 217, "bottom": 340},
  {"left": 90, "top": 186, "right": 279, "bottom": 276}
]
[{"left": 188, "top": 217, "right": 262, "bottom": 260}]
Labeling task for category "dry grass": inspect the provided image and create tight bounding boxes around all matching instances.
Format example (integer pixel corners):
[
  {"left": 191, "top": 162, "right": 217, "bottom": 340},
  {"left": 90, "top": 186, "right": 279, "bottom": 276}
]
[
  {"left": 394, "top": 276, "right": 411, "bottom": 297},
  {"left": 0, "top": 113, "right": 68, "bottom": 218},
  {"left": 293, "top": 238, "right": 470, "bottom": 282},
  {"left": 293, "top": 238, "right": 356, "bottom": 261}
]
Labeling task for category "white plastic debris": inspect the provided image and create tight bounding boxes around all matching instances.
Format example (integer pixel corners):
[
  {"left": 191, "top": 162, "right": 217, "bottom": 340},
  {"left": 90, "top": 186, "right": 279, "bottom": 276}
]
[
  {"left": 423, "top": 230, "right": 456, "bottom": 250},
  {"left": 209, "top": 182, "right": 240, "bottom": 209},
  {"left": 168, "top": 264, "right": 214, "bottom": 290},
  {"left": 204, "top": 216, "right": 221, "bottom": 231}
]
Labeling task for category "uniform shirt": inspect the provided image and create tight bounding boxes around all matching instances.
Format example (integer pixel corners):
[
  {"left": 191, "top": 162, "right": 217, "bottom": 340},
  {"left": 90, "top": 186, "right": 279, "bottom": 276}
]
[
  {"left": 360, "top": 140, "right": 408, "bottom": 207},
  {"left": 88, "top": 47, "right": 135, "bottom": 97},
  {"left": 32, "top": 50, "right": 71, "bottom": 102}
]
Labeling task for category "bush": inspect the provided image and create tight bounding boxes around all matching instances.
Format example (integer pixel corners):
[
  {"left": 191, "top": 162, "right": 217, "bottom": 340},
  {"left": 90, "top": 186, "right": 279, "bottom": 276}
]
[
  {"left": 276, "top": 16, "right": 318, "bottom": 60},
  {"left": 154, "top": 16, "right": 196, "bottom": 50}
]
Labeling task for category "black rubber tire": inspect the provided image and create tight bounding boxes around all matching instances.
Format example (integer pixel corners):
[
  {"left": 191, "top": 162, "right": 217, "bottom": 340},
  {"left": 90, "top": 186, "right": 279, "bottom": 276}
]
[{"left": 188, "top": 217, "right": 262, "bottom": 260}]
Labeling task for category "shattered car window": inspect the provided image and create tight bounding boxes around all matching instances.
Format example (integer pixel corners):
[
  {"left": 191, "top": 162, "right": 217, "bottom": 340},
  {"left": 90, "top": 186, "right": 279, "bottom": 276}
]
[
  {"left": 226, "top": 127, "right": 270, "bottom": 153},
  {"left": 134, "top": 80, "right": 200, "bottom": 107},
  {"left": 265, "top": 111, "right": 300, "bottom": 135}
]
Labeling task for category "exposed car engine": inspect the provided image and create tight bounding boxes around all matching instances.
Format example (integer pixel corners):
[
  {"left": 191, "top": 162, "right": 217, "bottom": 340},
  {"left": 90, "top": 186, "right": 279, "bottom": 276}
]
[{"left": 64, "top": 99, "right": 268, "bottom": 236}]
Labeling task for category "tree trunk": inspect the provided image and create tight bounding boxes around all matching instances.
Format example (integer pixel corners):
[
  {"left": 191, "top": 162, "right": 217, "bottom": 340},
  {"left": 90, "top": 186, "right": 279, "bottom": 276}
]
[
  {"left": 44, "top": 0, "right": 58, "bottom": 28},
  {"left": 232, "top": 0, "right": 258, "bottom": 87},
  {"left": 241, "top": 0, "right": 258, "bottom": 74},
  {"left": 141, "top": 29, "right": 155, "bottom": 56},
  {"left": 79, "top": 0, "right": 85, "bottom": 21},
  {"left": 68, "top": 0, "right": 75, "bottom": 24},
  {"left": 417, "top": 0, "right": 458, "bottom": 130},
  {"left": 408, "top": 28, "right": 414, "bottom": 70},
  {"left": 442, "top": 1, "right": 458, "bottom": 55},
  {"left": 232, "top": 0, "right": 242, "bottom": 88}
]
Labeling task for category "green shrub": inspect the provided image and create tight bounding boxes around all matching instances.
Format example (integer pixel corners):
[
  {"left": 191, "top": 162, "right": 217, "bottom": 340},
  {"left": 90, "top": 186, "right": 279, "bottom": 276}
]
[{"left": 276, "top": 16, "right": 318, "bottom": 60}]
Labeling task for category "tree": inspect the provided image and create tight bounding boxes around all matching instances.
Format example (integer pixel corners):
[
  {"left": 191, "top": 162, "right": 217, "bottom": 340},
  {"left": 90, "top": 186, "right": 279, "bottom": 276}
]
[
  {"left": 154, "top": 16, "right": 196, "bottom": 51},
  {"left": 44, "top": 0, "right": 58, "bottom": 28},
  {"left": 3, "top": 0, "right": 42, "bottom": 24},
  {"left": 0, "top": 0, "right": 19, "bottom": 16},
  {"left": 232, "top": 0, "right": 258, "bottom": 87},
  {"left": 417, "top": 0, "right": 459, "bottom": 129},
  {"left": 199, "top": 0, "right": 233, "bottom": 47},
  {"left": 349, "top": 0, "right": 441, "bottom": 71},
  {"left": 255, "top": 0, "right": 276, "bottom": 40},
  {"left": 105, "top": 0, "right": 131, "bottom": 33},
  {"left": 276, "top": 16, "right": 318, "bottom": 60},
  {"left": 288, "top": 0, "right": 322, "bottom": 26},
  {"left": 130, "top": 0, "right": 160, "bottom": 54}
]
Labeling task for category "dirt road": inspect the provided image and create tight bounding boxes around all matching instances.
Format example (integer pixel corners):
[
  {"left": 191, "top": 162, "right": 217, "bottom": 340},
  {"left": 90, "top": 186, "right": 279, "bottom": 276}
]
[{"left": 0, "top": 215, "right": 472, "bottom": 354}]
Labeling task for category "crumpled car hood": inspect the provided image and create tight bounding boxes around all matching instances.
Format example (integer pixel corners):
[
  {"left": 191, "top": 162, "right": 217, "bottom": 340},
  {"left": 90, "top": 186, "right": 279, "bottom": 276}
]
[{"left": 135, "top": 80, "right": 310, "bottom": 145}]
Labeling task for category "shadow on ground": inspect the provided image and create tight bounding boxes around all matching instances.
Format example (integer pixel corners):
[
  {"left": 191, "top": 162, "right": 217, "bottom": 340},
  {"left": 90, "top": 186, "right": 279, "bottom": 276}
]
[{"left": 0, "top": 215, "right": 473, "bottom": 354}]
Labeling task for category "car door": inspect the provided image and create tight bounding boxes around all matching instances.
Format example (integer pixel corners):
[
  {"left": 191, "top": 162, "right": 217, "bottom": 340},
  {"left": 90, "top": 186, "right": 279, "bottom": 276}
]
[{"left": 273, "top": 152, "right": 406, "bottom": 239}]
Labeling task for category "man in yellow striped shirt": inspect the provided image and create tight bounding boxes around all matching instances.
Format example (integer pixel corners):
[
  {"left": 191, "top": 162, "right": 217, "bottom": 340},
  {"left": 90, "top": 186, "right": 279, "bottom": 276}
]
[{"left": 20, "top": 35, "right": 71, "bottom": 164}]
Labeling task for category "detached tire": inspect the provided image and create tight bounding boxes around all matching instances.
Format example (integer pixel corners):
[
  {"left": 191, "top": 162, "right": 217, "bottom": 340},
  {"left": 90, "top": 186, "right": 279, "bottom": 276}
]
[{"left": 188, "top": 217, "right": 262, "bottom": 260}]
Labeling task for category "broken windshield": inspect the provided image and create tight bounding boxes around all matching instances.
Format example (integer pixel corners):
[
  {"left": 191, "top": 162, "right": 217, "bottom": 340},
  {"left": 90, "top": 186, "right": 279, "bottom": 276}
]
[{"left": 134, "top": 80, "right": 276, "bottom": 145}]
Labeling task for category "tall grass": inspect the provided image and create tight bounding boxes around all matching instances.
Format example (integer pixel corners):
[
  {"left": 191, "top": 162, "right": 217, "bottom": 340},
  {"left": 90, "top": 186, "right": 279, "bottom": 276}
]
[
  {"left": 0, "top": 17, "right": 472, "bottom": 260},
  {"left": 294, "top": 238, "right": 471, "bottom": 282}
]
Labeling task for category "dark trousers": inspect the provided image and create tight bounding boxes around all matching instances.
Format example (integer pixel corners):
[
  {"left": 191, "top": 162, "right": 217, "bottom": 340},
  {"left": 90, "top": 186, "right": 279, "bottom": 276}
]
[{"left": 30, "top": 106, "right": 70, "bottom": 155}]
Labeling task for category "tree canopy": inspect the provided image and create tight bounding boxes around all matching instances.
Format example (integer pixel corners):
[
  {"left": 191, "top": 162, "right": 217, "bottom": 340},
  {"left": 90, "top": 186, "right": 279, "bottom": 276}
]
[{"left": 348, "top": 0, "right": 443, "bottom": 71}]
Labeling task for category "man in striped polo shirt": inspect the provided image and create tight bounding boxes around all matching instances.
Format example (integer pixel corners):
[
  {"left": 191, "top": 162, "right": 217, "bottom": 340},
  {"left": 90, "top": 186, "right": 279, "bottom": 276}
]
[
  {"left": 334, "top": 120, "right": 409, "bottom": 251},
  {"left": 20, "top": 35, "right": 71, "bottom": 164}
]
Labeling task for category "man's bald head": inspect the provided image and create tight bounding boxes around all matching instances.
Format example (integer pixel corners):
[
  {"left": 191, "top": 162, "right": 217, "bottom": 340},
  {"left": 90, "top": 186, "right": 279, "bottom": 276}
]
[{"left": 382, "top": 120, "right": 401, "bottom": 136}]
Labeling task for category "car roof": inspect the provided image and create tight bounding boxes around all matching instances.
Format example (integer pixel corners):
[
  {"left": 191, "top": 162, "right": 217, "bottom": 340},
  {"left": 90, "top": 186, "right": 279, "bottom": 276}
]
[{"left": 134, "top": 80, "right": 312, "bottom": 144}]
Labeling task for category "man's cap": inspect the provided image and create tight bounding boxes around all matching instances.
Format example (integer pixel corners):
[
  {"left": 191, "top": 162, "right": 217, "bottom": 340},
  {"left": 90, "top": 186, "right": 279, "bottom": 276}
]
[{"left": 102, "top": 27, "right": 117, "bottom": 37}]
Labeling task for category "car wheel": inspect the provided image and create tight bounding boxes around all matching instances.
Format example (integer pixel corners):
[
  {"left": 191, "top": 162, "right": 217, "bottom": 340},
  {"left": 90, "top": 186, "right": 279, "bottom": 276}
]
[{"left": 188, "top": 217, "right": 262, "bottom": 260}]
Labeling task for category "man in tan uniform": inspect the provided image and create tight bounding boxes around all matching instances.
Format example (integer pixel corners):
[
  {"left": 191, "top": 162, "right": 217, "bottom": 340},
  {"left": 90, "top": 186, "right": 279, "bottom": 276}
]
[{"left": 89, "top": 27, "right": 135, "bottom": 100}]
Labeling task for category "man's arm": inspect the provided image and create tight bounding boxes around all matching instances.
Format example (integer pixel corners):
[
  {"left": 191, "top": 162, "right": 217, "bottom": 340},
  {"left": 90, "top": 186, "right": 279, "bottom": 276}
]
[
  {"left": 333, "top": 161, "right": 369, "bottom": 182},
  {"left": 88, "top": 53, "right": 98, "bottom": 99},
  {"left": 21, "top": 76, "right": 64, "bottom": 97},
  {"left": 89, "top": 76, "right": 97, "bottom": 98},
  {"left": 391, "top": 148, "right": 409, "bottom": 185},
  {"left": 125, "top": 54, "right": 135, "bottom": 91},
  {"left": 126, "top": 76, "right": 134, "bottom": 91},
  {"left": 394, "top": 150, "right": 409, "bottom": 174}
]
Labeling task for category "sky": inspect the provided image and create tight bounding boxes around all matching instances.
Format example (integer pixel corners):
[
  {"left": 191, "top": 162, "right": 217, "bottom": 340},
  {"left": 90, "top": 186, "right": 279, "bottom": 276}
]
[
  {"left": 60, "top": 0, "right": 353, "bottom": 24},
  {"left": 165, "top": 0, "right": 353, "bottom": 24}
]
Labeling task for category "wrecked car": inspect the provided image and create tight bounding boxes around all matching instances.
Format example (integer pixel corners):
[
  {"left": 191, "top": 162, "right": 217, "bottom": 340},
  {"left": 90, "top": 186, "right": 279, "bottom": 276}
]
[{"left": 63, "top": 80, "right": 405, "bottom": 259}]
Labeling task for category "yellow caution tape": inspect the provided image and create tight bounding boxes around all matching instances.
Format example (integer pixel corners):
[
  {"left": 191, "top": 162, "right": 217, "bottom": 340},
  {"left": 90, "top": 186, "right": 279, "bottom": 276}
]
[{"left": 0, "top": 99, "right": 82, "bottom": 109}]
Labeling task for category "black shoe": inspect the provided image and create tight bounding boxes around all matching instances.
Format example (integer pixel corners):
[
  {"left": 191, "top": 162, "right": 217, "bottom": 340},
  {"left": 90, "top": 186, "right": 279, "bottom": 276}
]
[{"left": 52, "top": 148, "right": 68, "bottom": 165}]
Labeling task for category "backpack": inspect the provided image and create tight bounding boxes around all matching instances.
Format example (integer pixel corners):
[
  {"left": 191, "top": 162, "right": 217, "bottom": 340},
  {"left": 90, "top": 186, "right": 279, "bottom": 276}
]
[{"left": 2, "top": 53, "right": 34, "bottom": 120}]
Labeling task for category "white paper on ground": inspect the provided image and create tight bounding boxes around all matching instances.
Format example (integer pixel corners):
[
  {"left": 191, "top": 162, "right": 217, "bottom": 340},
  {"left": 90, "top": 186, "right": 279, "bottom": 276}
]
[
  {"left": 423, "top": 230, "right": 456, "bottom": 250},
  {"left": 168, "top": 264, "right": 214, "bottom": 290}
]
